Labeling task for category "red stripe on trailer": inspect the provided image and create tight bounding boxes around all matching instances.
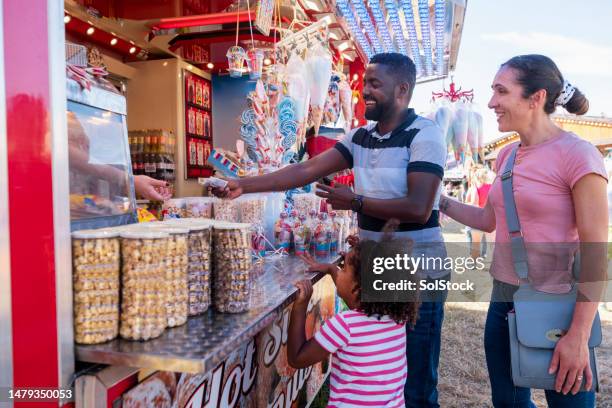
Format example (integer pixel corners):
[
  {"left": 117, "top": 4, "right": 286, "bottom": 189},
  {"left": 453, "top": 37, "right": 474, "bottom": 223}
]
[{"left": 3, "top": 0, "right": 59, "bottom": 405}]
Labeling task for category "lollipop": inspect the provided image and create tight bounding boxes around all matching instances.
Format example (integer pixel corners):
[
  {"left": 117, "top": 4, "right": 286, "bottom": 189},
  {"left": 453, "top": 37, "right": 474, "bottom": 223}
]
[{"left": 241, "top": 109, "right": 256, "bottom": 125}]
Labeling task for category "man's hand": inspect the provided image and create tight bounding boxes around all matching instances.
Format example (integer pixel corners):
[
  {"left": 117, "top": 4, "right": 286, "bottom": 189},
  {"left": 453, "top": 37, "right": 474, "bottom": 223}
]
[
  {"left": 134, "top": 175, "right": 172, "bottom": 201},
  {"left": 315, "top": 183, "right": 354, "bottom": 211},
  {"left": 209, "top": 178, "right": 243, "bottom": 200},
  {"left": 294, "top": 280, "right": 313, "bottom": 307}
]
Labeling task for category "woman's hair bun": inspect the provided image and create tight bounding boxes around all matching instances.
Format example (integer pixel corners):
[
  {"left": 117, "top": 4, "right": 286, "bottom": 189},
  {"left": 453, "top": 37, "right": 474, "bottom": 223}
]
[{"left": 564, "top": 87, "right": 589, "bottom": 115}]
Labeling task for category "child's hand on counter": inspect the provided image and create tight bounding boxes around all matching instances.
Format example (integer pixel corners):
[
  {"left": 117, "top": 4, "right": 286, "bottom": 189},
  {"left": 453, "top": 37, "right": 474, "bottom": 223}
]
[
  {"left": 294, "top": 280, "right": 313, "bottom": 307},
  {"left": 346, "top": 234, "right": 359, "bottom": 248},
  {"left": 299, "top": 253, "right": 336, "bottom": 275}
]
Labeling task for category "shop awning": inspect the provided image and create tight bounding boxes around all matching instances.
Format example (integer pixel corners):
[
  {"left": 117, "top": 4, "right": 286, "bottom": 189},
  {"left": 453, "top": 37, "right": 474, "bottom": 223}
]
[
  {"left": 65, "top": 0, "right": 467, "bottom": 81},
  {"left": 334, "top": 0, "right": 467, "bottom": 81}
]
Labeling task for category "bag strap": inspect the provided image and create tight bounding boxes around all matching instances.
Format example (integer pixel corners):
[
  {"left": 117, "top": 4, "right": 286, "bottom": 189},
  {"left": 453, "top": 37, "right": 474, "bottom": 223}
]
[
  {"left": 500, "top": 145, "right": 530, "bottom": 282},
  {"left": 500, "top": 145, "right": 581, "bottom": 283}
]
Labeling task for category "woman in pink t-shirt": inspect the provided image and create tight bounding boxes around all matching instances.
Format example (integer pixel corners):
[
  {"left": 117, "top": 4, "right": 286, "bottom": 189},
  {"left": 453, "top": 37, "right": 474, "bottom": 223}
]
[{"left": 440, "top": 55, "right": 607, "bottom": 407}]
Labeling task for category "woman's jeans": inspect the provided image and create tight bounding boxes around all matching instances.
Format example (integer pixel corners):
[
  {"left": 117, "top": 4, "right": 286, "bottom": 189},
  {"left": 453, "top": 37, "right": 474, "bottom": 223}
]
[{"left": 484, "top": 281, "right": 595, "bottom": 407}]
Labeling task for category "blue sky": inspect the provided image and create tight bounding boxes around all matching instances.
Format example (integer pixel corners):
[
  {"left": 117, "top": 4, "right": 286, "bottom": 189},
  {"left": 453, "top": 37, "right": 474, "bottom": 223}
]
[{"left": 411, "top": 0, "right": 612, "bottom": 142}]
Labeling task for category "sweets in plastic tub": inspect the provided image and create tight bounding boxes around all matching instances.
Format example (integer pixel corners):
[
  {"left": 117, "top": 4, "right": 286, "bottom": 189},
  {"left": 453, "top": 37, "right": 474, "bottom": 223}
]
[
  {"left": 292, "top": 193, "right": 322, "bottom": 215},
  {"left": 213, "top": 199, "right": 240, "bottom": 222},
  {"left": 72, "top": 228, "right": 120, "bottom": 344},
  {"left": 162, "top": 198, "right": 186, "bottom": 220},
  {"left": 238, "top": 195, "right": 266, "bottom": 226},
  {"left": 119, "top": 230, "right": 170, "bottom": 341},
  {"left": 184, "top": 197, "right": 214, "bottom": 218},
  {"left": 212, "top": 223, "right": 252, "bottom": 313},
  {"left": 274, "top": 212, "right": 292, "bottom": 253}
]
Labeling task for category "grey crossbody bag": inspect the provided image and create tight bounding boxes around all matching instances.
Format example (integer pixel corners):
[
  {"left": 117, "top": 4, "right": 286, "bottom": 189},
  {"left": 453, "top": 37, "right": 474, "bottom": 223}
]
[{"left": 501, "top": 144, "right": 601, "bottom": 391}]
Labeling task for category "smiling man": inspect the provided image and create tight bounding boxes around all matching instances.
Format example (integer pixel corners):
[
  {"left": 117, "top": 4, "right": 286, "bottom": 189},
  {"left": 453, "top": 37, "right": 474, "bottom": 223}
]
[{"left": 212, "top": 53, "right": 449, "bottom": 407}]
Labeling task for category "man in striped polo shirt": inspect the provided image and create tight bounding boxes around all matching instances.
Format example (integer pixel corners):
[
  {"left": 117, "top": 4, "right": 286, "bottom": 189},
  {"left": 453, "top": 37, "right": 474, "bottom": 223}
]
[{"left": 214, "top": 53, "right": 449, "bottom": 407}]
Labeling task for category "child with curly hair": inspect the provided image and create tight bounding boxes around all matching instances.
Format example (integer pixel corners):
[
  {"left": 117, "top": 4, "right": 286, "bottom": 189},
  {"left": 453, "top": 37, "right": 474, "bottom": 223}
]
[{"left": 288, "top": 240, "right": 420, "bottom": 408}]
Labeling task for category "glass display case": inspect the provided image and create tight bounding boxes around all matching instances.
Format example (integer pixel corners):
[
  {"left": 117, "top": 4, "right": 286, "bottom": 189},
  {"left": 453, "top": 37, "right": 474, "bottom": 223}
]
[{"left": 67, "top": 78, "right": 137, "bottom": 231}]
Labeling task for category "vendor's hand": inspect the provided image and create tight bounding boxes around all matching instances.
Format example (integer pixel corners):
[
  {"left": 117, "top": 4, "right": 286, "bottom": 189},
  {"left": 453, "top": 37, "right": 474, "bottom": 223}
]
[
  {"left": 315, "top": 183, "right": 354, "bottom": 211},
  {"left": 209, "top": 178, "right": 243, "bottom": 200},
  {"left": 134, "top": 175, "right": 172, "bottom": 201},
  {"left": 549, "top": 331, "right": 593, "bottom": 394},
  {"left": 299, "top": 253, "right": 334, "bottom": 274},
  {"left": 346, "top": 234, "right": 359, "bottom": 248},
  {"left": 294, "top": 279, "right": 313, "bottom": 306}
]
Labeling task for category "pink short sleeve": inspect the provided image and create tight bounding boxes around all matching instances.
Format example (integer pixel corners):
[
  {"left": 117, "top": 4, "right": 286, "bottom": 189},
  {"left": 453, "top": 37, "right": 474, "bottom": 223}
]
[
  {"left": 564, "top": 139, "right": 608, "bottom": 189},
  {"left": 314, "top": 312, "right": 351, "bottom": 353}
]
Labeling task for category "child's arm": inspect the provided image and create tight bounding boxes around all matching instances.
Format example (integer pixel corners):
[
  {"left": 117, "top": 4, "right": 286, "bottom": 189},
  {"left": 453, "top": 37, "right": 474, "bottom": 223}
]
[
  {"left": 299, "top": 253, "right": 339, "bottom": 280},
  {"left": 287, "top": 280, "right": 330, "bottom": 369}
]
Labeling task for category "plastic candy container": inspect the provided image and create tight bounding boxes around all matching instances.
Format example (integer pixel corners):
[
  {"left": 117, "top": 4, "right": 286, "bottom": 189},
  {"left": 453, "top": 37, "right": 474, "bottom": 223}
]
[
  {"left": 274, "top": 212, "right": 292, "bottom": 253},
  {"left": 119, "top": 230, "right": 170, "bottom": 341},
  {"left": 72, "top": 229, "right": 120, "bottom": 344},
  {"left": 212, "top": 223, "right": 252, "bottom": 313},
  {"left": 314, "top": 212, "right": 330, "bottom": 258}
]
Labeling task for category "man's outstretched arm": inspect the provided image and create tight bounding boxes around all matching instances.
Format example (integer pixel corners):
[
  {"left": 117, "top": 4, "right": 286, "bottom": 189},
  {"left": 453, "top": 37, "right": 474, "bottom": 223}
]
[{"left": 213, "top": 146, "right": 350, "bottom": 199}]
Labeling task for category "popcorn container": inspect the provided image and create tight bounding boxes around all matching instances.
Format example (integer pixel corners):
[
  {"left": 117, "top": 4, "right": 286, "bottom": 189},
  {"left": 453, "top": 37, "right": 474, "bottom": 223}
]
[
  {"left": 72, "top": 229, "right": 120, "bottom": 344},
  {"left": 212, "top": 223, "right": 252, "bottom": 313},
  {"left": 145, "top": 225, "right": 189, "bottom": 327},
  {"left": 166, "top": 219, "right": 213, "bottom": 316},
  {"left": 226, "top": 46, "right": 246, "bottom": 78},
  {"left": 119, "top": 230, "right": 170, "bottom": 341},
  {"left": 246, "top": 48, "right": 264, "bottom": 80}
]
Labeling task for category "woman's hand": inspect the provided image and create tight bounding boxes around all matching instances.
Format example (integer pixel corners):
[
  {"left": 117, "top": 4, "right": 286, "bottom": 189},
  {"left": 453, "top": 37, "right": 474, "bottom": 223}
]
[
  {"left": 549, "top": 331, "right": 593, "bottom": 394},
  {"left": 134, "top": 175, "right": 172, "bottom": 201}
]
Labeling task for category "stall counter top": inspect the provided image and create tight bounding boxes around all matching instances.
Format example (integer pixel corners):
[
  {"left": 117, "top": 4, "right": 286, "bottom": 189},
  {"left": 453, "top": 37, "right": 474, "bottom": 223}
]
[{"left": 75, "top": 254, "right": 339, "bottom": 374}]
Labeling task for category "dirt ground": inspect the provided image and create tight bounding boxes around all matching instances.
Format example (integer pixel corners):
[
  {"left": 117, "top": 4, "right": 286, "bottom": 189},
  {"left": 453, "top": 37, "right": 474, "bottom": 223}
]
[
  {"left": 312, "top": 222, "right": 610, "bottom": 407},
  {"left": 438, "top": 302, "right": 611, "bottom": 408}
]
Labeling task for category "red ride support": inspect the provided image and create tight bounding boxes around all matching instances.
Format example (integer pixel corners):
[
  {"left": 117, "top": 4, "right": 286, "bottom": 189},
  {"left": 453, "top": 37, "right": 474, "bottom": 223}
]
[
  {"left": 349, "top": 59, "right": 366, "bottom": 128},
  {"left": 3, "top": 0, "right": 72, "bottom": 406}
]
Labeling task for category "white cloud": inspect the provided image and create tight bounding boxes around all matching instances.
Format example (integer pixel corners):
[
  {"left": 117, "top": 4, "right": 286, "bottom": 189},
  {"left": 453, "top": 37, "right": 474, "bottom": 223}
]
[{"left": 480, "top": 32, "right": 612, "bottom": 77}]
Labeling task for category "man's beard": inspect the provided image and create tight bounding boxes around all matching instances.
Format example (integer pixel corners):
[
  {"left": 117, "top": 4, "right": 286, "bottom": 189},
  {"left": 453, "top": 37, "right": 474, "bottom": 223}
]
[{"left": 364, "top": 99, "right": 388, "bottom": 121}]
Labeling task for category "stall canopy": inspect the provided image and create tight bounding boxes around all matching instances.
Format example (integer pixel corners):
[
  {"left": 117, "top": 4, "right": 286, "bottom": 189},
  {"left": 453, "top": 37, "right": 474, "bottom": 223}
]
[{"left": 64, "top": 0, "right": 467, "bottom": 82}]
